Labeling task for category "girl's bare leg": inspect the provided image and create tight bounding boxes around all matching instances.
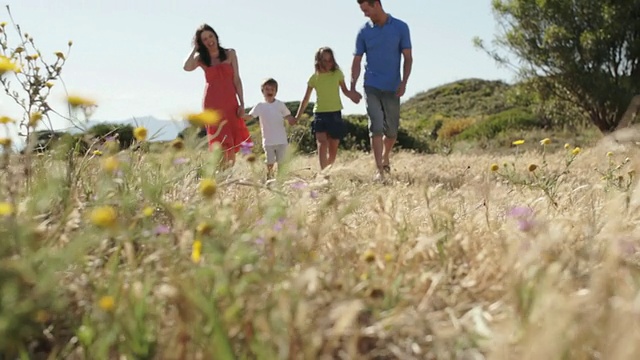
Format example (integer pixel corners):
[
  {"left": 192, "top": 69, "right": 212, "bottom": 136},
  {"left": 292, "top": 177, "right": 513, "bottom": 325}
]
[
  {"left": 327, "top": 138, "right": 339, "bottom": 166},
  {"left": 315, "top": 132, "right": 329, "bottom": 169}
]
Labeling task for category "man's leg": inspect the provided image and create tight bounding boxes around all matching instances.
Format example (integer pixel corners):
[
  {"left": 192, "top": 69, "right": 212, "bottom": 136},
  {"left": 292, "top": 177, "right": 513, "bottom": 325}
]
[
  {"left": 365, "top": 87, "right": 386, "bottom": 175},
  {"left": 381, "top": 91, "right": 401, "bottom": 170}
]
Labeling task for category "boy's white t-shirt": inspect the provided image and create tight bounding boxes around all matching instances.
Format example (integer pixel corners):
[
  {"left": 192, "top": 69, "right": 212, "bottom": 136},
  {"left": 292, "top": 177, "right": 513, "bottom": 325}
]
[{"left": 249, "top": 100, "right": 291, "bottom": 146}]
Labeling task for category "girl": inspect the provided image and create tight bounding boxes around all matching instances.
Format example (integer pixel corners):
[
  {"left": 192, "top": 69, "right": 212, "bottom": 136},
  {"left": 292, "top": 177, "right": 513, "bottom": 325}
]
[
  {"left": 296, "top": 47, "right": 358, "bottom": 170},
  {"left": 183, "top": 24, "right": 252, "bottom": 166}
]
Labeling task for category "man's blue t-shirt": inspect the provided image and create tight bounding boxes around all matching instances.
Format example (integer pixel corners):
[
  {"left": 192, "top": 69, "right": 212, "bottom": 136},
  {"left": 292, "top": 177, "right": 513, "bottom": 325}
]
[{"left": 354, "top": 14, "right": 411, "bottom": 92}]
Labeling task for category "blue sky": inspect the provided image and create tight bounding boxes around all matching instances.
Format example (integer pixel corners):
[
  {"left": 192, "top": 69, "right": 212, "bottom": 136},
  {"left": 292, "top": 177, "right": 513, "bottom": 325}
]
[{"left": 1, "top": 0, "right": 515, "bottom": 142}]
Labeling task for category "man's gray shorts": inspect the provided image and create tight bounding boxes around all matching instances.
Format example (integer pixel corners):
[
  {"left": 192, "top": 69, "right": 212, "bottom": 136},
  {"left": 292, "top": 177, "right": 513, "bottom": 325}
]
[{"left": 364, "top": 86, "right": 401, "bottom": 138}]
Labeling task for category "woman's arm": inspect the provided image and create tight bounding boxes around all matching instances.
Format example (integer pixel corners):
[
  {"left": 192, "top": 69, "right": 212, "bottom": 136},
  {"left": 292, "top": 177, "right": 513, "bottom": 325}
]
[
  {"left": 183, "top": 46, "right": 200, "bottom": 71},
  {"left": 228, "top": 49, "right": 245, "bottom": 110},
  {"left": 295, "top": 86, "right": 314, "bottom": 119}
]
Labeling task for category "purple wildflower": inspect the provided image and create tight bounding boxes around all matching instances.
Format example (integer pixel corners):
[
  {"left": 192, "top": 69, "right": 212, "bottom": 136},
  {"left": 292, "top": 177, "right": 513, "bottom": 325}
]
[
  {"left": 507, "top": 206, "right": 533, "bottom": 218},
  {"left": 507, "top": 206, "right": 536, "bottom": 233},
  {"left": 240, "top": 141, "right": 254, "bottom": 155},
  {"left": 517, "top": 219, "right": 535, "bottom": 232},
  {"left": 291, "top": 181, "right": 307, "bottom": 190},
  {"left": 153, "top": 225, "right": 171, "bottom": 235},
  {"left": 173, "top": 157, "right": 188, "bottom": 165},
  {"left": 618, "top": 238, "right": 637, "bottom": 256},
  {"left": 273, "top": 218, "right": 285, "bottom": 231}
]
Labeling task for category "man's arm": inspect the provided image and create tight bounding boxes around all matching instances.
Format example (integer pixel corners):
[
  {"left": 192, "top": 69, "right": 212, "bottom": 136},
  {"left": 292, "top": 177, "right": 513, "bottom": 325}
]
[
  {"left": 397, "top": 22, "right": 413, "bottom": 97},
  {"left": 397, "top": 49, "right": 413, "bottom": 97},
  {"left": 350, "top": 55, "right": 363, "bottom": 92}
]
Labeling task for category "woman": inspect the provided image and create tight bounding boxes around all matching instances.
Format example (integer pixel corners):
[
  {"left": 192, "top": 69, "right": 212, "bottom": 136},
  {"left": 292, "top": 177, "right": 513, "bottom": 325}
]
[{"left": 183, "top": 24, "right": 251, "bottom": 165}]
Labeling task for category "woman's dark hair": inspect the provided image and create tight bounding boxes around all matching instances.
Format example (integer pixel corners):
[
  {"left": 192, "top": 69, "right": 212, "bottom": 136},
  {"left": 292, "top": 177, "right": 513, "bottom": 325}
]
[{"left": 193, "top": 24, "right": 227, "bottom": 67}]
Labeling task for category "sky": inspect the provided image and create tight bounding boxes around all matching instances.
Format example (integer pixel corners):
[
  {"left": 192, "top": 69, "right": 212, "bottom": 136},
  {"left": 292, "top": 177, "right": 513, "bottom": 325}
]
[{"left": 0, "top": 0, "right": 516, "bottom": 144}]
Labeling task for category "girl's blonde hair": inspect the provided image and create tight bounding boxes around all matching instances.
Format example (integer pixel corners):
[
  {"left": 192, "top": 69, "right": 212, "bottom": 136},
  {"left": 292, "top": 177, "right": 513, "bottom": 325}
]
[{"left": 314, "top": 47, "right": 340, "bottom": 73}]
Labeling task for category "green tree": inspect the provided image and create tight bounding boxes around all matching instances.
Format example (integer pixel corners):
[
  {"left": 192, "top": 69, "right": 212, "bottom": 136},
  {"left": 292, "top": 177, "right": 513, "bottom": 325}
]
[{"left": 476, "top": 0, "right": 640, "bottom": 133}]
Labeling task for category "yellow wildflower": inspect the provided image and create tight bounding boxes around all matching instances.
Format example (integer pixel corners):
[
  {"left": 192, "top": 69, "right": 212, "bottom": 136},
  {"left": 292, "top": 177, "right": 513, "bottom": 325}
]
[
  {"left": 66, "top": 95, "right": 96, "bottom": 108},
  {"left": 54, "top": 51, "right": 65, "bottom": 60},
  {"left": 0, "top": 116, "right": 14, "bottom": 124},
  {"left": 102, "top": 156, "right": 119, "bottom": 173},
  {"left": 199, "top": 178, "right": 217, "bottom": 198},
  {"left": 512, "top": 139, "right": 525, "bottom": 146},
  {"left": 540, "top": 138, "right": 551, "bottom": 145},
  {"left": 572, "top": 147, "right": 581, "bottom": 156},
  {"left": 45, "top": 82, "right": 54, "bottom": 88},
  {"left": 90, "top": 206, "right": 117, "bottom": 228},
  {"left": 490, "top": 163, "right": 499, "bottom": 172},
  {"left": 0, "top": 138, "right": 11, "bottom": 148},
  {"left": 362, "top": 249, "right": 376, "bottom": 263},
  {"left": 172, "top": 202, "right": 184, "bottom": 210},
  {"left": 142, "top": 207, "right": 154, "bottom": 217},
  {"left": 196, "top": 222, "right": 212, "bottom": 235},
  {"left": 29, "top": 112, "right": 42, "bottom": 127},
  {"left": 0, "top": 202, "right": 14, "bottom": 216},
  {"left": 0, "top": 22, "right": 5, "bottom": 27},
  {"left": 68, "top": 40, "right": 73, "bottom": 46},
  {"left": 185, "top": 109, "right": 221, "bottom": 127},
  {"left": 528, "top": 164, "right": 538, "bottom": 172},
  {"left": 0, "top": 55, "right": 20, "bottom": 74},
  {"left": 98, "top": 296, "right": 115, "bottom": 312},
  {"left": 191, "top": 240, "right": 202, "bottom": 263},
  {"left": 606, "top": 152, "right": 613, "bottom": 157},
  {"left": 92, "top": 150, "right": 102, "bottom": 156},
  {"left": 133, "top": 126, "right": 147, "bottom": 141},
  {"left": 564, "top": 143, "right": 571, "bottom": 150},
  {"left": 384, "top": 253, "right": 394, "bottom": 263}
]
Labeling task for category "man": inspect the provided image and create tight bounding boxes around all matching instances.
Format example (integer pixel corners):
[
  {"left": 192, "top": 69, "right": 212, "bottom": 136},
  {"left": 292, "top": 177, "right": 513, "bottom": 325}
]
[{"left": 350, "top": 0, "right": 413, "bottom": 181}]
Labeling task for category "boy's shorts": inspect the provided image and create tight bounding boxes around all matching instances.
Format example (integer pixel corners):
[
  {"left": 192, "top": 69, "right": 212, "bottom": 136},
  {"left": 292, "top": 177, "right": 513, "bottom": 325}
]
[
  {"left": 311, "top": 111, "right": 345, "bottom": 140},
  {"left": 264, "top": 143, "right": 287, "bottom": 165}
]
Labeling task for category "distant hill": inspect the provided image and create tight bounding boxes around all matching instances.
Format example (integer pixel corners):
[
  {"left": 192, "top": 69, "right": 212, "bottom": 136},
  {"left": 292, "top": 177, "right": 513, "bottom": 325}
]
[
  {"left": 62, "top": 116, "right": 188, "bottom": 142},
  {"left": 400, "top": 78, "right": 514, "bottom": 120}
]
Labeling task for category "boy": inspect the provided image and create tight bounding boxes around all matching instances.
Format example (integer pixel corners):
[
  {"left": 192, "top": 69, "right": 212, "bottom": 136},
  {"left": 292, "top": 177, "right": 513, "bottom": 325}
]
[{"left": 246, "top": 78, "right": 297, "bottom": 179}]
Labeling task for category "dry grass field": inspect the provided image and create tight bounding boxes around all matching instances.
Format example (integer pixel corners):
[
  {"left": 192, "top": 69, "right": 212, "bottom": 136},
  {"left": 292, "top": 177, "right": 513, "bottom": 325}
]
[{"left": 3, "top": 128, "right": 640, "bottom": 360}]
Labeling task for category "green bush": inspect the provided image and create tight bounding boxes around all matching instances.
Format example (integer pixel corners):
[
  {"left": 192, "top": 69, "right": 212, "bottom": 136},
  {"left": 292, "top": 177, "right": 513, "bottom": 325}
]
[
  {"left": 29, "top": 130, "right": 64, "bottom": 153},
  {"left": 285, "top": 114, "right": 430, "bottom": 154},
  {"left": 457, "top": 107, "right": 541, "bottom": 140},
  {"left": 87, "top": 123, "right": 134, "bottom": 150}
]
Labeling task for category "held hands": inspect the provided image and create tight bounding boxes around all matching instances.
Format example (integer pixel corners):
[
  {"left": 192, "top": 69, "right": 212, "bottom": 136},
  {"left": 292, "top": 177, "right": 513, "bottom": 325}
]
[
  {"left": 347, "top": 90, "right": 362, "bottom": 104},
  {"left": 287, "top": 116, "right": 297, "bottom": 126}
]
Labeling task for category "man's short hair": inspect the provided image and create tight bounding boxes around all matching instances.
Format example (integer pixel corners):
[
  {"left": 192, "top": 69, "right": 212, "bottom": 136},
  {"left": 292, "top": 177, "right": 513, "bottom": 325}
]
[{"left": 357, "top": 0, "right": 379, "bottom": 5}]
